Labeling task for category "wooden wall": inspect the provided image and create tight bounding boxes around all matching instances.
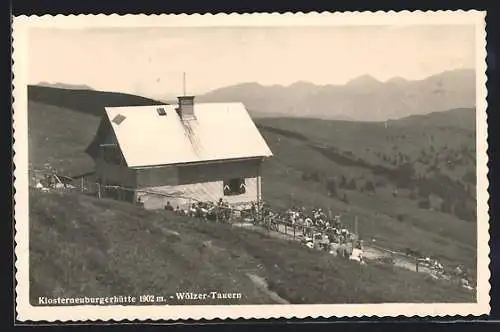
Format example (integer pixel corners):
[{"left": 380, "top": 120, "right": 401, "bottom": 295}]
[
  {"left": 137, "top": 176, "right": 261, "bottom": 210},
  {"left": 95, "top": 159, "right": 137, "bottom": 188},
  {"left": 136, "top": 166, "right": 178, "bottom": 188},
  {"left": 177, "top": 158, "right": 261, "bottom": 185},
  {"left": 96, "top": 154, "right": 264, "bottom": 210}
]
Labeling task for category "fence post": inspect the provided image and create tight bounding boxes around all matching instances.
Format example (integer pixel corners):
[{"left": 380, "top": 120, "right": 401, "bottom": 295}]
[
  {"left": 293, "top": 224, "right": 296, "bottom": 239},
  {"left": 81, "top": 177, "right": 84, "bottom": 192},
  {"left": 354, "top": 216, "right": 359, "bottom": 238},
  {"left": 97, "top": 183, "right": 101, "bottom": 200}
]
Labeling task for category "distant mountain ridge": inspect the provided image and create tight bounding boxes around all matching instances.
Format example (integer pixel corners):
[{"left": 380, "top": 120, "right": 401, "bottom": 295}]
[
  {"left": 196, "top": 69, "right": 475, "bottom": 121},
  {"left": 33, "top": 68, "right": 475, "bottom": 121},
  {"left": 36, "top": 82, "right": 95, "bottom": 90}
]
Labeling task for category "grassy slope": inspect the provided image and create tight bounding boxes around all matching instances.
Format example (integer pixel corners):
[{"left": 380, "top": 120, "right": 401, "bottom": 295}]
[
  {"left": 28, "top": 101, "right": 100, "bottom": 176},
  {"left": 27, "top": 87, "right": 478, "bottom": 300},
  {"left": 257, "top": 110, "right": 475, "bottom": 178},
  {"left": 28, "top": 85, "right": 164, "bottom": 117},
  {"left": 30, "top": 189, "right": 474, "bottom": 304},
  {"left": 255, "top": 112, "right": 477, "bottom": 274}
]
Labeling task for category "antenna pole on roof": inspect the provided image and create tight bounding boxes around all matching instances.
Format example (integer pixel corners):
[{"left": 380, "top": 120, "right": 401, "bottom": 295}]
[{"left": 183, "top": 72, "right": 186, "bottom": 96}]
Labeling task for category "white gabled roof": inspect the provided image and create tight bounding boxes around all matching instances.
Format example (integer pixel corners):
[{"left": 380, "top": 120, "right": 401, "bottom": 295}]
[{"left": 104, "top": 102, "right": 273, "bottom": 168}]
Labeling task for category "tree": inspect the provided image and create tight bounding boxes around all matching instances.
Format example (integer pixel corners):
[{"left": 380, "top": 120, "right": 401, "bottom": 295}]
[
  {"left": 364, "top": 180, "right": 375, "bottom": 193},
  {"left": 418, "top": 197, "right": 431, "bottom": 209},
  {"left": 301, "top": 171, "right": 320, "bottom": 182},
  {"left": 341, "top": 193, "right": 349, "bottom": 204},
  {"left": 339, "top": 175, "right": 347, "bottom": 188},
  {"left": 310, "top": 171, "right": 320, "bottom": 182},
  {"left": 375, "top": 179, "right": 387, "bottom": 188},
  {"left": 301, "top": 172, "right": 308, "bottom": 181},
  {"left": 409, "top": 190, "right": 417, "bottom": 200},
  {"left": 326, "top": 178, "right": 338, "bottom": 197},
  {"left": 462, "top": 169, "right": 476, "bottom": 184},
  {"left": 346, "top": 178, "right": 357, "bottom": 190},
  {"left": 440, "top": 198, "right": 453, "bottom": 214},
  {"left": 453, "top": 200, "right": 476, "bottom": 222}
]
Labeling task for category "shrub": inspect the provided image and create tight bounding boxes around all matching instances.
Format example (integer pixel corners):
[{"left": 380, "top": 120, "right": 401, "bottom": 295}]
[
  {"left": 418, "top": 198, "right": 431, "bottom": 209},
  {"left": 364, "top": 180, "right": 375, "bottom": 193},
  {"left": 325, "top": 178, "right": 338, "bottom": 197},
  {"left": 312, "top": 171, "right": 320, "bottom": 182},
  {"left": 301, "top": 171, "right": 320, "bottom": 182},
  {"left": 462, "top": 169, "right": 476, "bottom": 184},
  {"left": 453, "top": 198, "right": 477, "bottom": 222},
  {"left": 440, "top": 199, "right": 453, "bottom": 214},
  {"left": 339, "top": 175, "right": 347, "bottom": 188},
  {"left": 375, "top": 179, "right": 387, "bottom": 188},
  {"left": 409, "top": 191, "right": 417, "bottom": 200},
  {"left": 341, "top": 193, "right": 349, "bottom": 204},
  {"left": 346, "top": 178, "right": 357, "bottom": 190}
]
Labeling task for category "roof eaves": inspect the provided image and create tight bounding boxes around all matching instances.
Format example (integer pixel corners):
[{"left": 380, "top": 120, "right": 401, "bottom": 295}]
[{"left": 129, "top": 156, "right": 267, "bottom": 170}]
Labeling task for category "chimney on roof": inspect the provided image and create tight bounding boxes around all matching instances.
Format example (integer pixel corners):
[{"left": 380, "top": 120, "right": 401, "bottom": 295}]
[{"left": 176, "top": 95, "right": 195, "bottom": 120}]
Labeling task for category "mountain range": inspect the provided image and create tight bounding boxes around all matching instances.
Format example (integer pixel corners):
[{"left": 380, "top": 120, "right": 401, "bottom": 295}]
[
  {"left": 36, "top": 82, "right": 95, "bottom": 90},
  {"left": 36, "top": 68, "right": 475, "bottom": 121},
  {"left": 195, "top": 69, "right": 475, "bottom": 121}
]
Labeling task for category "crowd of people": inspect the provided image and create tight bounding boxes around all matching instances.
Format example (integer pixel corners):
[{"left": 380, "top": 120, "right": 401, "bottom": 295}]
[
  {"left": 165, "top": 198, "right": 242, "bottom": 222},
  {"left": 263, "top": 206, "right": 357, "bottom": 242},
  {"left": 163, "top": 199, "right": 359, "bottom": 247},
  {"left": 259, "top": 205, "right": 365, "bottom": 262},
  {"left": 162, "top": 199, "right": 473, "bottom": 286},
  {"left": 163, "top": 199, "right": 363, "bottom": 261}
]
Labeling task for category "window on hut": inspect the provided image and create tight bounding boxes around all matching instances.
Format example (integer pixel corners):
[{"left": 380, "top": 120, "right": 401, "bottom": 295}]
[
  {"left": 112, "top": 114, "right": 126, "bottom": 125},
  {"left": 223, "top": 178, "right": 246, "bottom": 196},
  {"left": 157, "top": 107, "right": 167, "bottom": 116}
]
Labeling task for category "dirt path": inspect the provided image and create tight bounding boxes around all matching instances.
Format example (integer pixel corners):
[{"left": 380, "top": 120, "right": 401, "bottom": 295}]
[
  {"left": 233, "top": 222, "right": 436, "bottom": 277},
  {"left": 246, "top": 273, "right": 290, "bottom": 304},
  {"left": 362, "top": 246, "right": 433, "bottom": 275}
]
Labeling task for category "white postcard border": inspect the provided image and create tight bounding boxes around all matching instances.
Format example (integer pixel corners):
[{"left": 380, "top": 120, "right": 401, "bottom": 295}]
[{"left": 13, "top": 11, "right": 490, "bottom": 321}]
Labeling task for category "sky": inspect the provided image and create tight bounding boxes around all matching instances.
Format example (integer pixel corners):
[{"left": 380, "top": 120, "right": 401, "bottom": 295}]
[{"left": 28, "top": 25, "right": 476, "bottom": 98}]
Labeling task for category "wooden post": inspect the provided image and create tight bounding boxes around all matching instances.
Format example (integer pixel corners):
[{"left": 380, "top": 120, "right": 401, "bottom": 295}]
[
  {"left": 354, "top": 216, "right": 359, "bottom": 239},
  {"left": 81, "top": 177, "right": 84, "bottom": 192},
  {"left": 97, "top": 183, "right": 101, "bottom": 200},
  {"left": 284, "top": 222, "right": 287, "bottom": 235},
  {"left": 293, "top": 224, "right": 296, "bottom": 239}
]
